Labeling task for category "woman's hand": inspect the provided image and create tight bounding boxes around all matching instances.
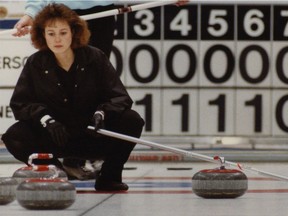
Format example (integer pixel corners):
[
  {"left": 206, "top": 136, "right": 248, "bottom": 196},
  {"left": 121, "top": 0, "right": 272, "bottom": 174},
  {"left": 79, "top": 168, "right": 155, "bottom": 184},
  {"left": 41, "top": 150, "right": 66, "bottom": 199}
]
[
  {"left": 176, "top": 0, "right": 190, "bottom": 6},
  {"left": 13, "top": 15, "right": 33, "bottom": 37}
]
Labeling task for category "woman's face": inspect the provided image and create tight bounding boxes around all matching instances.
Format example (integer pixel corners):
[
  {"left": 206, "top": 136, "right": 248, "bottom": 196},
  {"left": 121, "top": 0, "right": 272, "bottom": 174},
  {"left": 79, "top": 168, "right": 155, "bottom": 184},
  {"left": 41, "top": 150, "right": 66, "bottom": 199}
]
[{"left": 44, "top": 19, "right": 73, "bottom": 55}]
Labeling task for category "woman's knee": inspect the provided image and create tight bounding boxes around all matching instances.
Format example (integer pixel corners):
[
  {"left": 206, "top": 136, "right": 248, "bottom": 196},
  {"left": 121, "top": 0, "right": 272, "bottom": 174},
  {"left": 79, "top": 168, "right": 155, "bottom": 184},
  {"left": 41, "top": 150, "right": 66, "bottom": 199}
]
[
  {"left": 1, "top": 121, "right": 40, "bottom": 155},
  {"left": 1, "top": 121, "right": 53, "bottom": 164},
  {"left": 106, "top": 109, "right": 144, "bottom": 137},
  {"left": 2, "top": 122, "right": 21, "bottom": 144},
  {"left": 123, "top": 109, "right": 145, "bottom": 128},
  {"left": 119, "top": 109, "right": 145, "bottom": 138},
  {"left": 2, "top": 122, "right": 33, "bottom": 143}
]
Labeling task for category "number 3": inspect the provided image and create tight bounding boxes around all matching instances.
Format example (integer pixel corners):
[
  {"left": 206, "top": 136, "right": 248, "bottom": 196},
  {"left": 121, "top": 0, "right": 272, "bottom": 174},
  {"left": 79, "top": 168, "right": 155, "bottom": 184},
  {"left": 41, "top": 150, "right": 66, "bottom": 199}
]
[{"left": 134, "top": 10, "right": 155, "bottom": 37}]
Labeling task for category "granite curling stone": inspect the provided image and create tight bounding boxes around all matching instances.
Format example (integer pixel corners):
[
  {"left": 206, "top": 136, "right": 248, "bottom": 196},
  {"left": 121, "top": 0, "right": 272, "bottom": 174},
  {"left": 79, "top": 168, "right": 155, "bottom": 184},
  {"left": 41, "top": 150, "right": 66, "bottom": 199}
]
[
  {"left": 0, "top": 177, "right": 18, "bottom": 205},
  {"left": 13, "top": 153, "right": 67, "bottom": 184},
  {"left": 192, "top": 167, "right": 248, "bottom": 198},
  {"left": 16, "top": 178, "right": 76, "bottom": 210},
  {"left": 13, "top": 166, "right": 67, "bottom": 184}
]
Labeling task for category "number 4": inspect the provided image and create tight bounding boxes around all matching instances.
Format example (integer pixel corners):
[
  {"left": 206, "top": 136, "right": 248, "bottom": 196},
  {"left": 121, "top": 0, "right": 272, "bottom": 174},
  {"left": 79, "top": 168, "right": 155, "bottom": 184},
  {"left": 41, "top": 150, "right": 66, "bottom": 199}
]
[{"left": 170, "top": 9, "right": 192, "bottom": 36}]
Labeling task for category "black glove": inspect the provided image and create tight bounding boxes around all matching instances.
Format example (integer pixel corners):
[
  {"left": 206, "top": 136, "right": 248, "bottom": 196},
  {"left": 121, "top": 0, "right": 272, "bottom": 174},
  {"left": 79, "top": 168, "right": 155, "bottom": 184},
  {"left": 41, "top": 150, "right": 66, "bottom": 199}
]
[
  {"left": 93, "top": 110, "right": 105, "bottom": 132},
  {"left": 41, "top": 116, "right": 69, "bottom": 147}
]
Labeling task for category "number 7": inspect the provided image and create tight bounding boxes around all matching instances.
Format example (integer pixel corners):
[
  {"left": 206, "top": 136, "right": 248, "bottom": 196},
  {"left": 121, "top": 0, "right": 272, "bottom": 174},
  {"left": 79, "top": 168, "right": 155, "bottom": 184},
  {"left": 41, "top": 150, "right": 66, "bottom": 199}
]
[{"left": 281, "top": 10, "right": 288, "bottom": 37}]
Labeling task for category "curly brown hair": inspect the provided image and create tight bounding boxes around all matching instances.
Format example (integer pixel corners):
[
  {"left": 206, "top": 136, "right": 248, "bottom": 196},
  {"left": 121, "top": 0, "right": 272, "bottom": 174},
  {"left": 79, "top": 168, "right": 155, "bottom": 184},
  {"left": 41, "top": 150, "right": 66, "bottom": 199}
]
[{"left": 31, "top": 3, "right": 90, "bottom": 50}]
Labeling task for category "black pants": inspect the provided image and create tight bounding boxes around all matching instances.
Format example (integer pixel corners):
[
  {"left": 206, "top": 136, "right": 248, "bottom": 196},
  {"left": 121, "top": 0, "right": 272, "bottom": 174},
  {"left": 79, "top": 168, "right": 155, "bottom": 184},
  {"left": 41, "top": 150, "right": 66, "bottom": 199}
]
[{"left": 2, "top": 110, "right": 144, "bottom": 181}]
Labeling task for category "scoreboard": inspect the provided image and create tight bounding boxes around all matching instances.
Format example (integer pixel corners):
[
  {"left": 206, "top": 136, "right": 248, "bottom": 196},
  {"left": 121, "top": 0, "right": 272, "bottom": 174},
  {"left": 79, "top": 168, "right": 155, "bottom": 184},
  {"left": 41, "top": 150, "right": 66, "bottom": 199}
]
[
  {"left": 1, "top": 2, "right": 288, "bottom": 141},
  {"left": 111, "top": 3, "right": 288, "bottom": 138}
]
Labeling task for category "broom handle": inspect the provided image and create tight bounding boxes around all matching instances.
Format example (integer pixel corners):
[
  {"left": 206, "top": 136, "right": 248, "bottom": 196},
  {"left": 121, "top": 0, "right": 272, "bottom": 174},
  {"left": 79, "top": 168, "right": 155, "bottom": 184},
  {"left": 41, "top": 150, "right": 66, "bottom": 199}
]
[
  {"left": 0, "top": 1, "right": 181, "bottom": 36},
  {"left": 81, "top": 1, "right": 179, "bottom": 21},
  {"left": 88, "top": 126, "right": 288, "bottom": 182}
]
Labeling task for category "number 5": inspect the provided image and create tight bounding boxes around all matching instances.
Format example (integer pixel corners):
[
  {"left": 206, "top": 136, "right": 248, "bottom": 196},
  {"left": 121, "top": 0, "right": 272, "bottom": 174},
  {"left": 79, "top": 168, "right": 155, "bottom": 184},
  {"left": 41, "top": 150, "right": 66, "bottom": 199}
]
[{"left": 208, "top": 10, "right": 228, "bottom": 37}]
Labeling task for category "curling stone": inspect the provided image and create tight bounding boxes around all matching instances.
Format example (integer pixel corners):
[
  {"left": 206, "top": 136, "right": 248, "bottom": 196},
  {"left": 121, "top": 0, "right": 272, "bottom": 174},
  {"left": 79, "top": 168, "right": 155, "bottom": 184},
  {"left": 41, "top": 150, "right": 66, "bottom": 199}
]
[
  {"left": 0, "top": 177, "right": 18, "bottom": 205},
  {"left": 192, "top": 156, "right": 248, "bottom": 199},
  {"left": 13, "top": 166, "right": 68, "bottom": 184},
  {"left": 16, "top": 165, "right": 76, "bottom": 210},
  {"left": 13, "top": 153, "right": 67, "bottom": 183}
]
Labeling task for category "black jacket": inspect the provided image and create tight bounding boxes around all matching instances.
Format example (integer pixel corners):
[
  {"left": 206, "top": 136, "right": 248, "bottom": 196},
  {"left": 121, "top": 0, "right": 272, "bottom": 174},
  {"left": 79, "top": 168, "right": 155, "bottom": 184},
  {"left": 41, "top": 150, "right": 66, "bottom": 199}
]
[{"left": 10, "top": 46, "right": 133, "bottom": 131}]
